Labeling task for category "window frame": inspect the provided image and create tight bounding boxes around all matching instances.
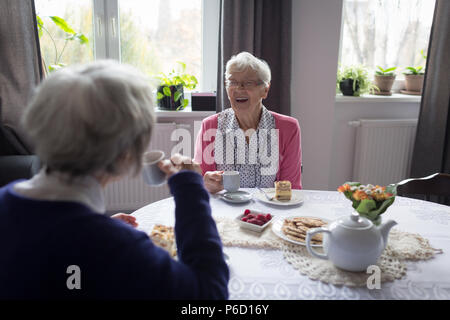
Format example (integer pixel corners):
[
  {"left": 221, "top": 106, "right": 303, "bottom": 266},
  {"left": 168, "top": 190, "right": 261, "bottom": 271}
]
[{"left": 92, "top": 0, "right": 218, "bottom": 92}]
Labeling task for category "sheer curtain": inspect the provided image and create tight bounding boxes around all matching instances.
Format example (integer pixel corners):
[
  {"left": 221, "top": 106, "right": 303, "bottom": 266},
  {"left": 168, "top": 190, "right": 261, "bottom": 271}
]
[
  {"left": 0, "top": 0, "right": 42, "bottom": 152},
  {"left": 216, "top": 0, "right": 292, "bottom": 115}
]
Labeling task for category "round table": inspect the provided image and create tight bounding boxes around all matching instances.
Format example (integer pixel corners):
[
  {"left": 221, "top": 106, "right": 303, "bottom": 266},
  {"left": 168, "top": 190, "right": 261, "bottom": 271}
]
[{"left": 132, "top": 188, "right": 450, "bottom": 300}]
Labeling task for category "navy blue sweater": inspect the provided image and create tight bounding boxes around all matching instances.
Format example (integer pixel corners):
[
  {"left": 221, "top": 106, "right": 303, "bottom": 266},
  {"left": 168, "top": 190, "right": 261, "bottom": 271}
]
[{"left": 0, "top": 171, "right": 229, "bottom": 299}]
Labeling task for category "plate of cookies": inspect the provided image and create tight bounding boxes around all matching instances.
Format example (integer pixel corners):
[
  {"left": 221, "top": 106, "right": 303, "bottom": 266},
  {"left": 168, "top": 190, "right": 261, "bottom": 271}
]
[{"left": 272, "top": 216, "right": 329, "bottom": 247}]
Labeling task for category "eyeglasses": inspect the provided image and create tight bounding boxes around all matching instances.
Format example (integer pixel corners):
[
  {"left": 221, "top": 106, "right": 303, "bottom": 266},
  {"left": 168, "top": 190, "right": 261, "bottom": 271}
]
[{"left": 226, "top": 80, "right": 263, "bottom": 89}]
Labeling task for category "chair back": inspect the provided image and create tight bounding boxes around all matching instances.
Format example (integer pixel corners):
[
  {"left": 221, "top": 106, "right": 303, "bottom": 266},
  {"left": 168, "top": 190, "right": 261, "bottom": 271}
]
[{"left": 396, "top": 173, "right": 450, "bottom": 205}]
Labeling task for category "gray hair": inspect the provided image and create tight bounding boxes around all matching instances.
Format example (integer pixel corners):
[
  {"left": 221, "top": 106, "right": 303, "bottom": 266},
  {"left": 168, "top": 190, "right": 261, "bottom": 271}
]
[
  {"left": 225, "top": 52, "right": 271, "bottom": 87},
  {"left": 23, "top": 60, "right": 155, "bottom": 178}
]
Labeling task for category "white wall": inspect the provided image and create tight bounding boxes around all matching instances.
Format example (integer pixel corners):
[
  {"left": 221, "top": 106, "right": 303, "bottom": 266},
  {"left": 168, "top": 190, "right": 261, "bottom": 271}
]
[
  {"left": 291, "top": 1, "right": 421, "bottom": 191},
  {"left": 330, "top": 98, "right": 420, "bottom": 190},
  {"left": 291, "top": 0, "right": 343, "bottom": 190}
]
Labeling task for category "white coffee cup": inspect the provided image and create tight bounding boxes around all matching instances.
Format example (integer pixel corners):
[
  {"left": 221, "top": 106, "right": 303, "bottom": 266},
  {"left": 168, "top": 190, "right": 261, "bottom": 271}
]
[
  {"left": 222, "top": 171, "right": 240, "bottom": 192},
  {"left": 142, "top": 150, "right": 166, "bottom": 186}
]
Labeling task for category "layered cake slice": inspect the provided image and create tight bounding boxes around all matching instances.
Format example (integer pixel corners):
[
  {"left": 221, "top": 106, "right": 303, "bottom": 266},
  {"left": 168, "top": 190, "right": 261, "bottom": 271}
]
[
  {"left": 275, "top": 180, "right": 292, "bottom": 201},
  {"left": 150, "top": 224, "right": 177, "bottom": 257}
]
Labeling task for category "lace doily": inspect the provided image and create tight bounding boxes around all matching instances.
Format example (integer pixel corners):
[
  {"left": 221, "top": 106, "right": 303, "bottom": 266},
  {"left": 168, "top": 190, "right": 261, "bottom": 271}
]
[
  {"left": 215, "top": 218, "right": 443, "bottom": 287},
  {"left": 215, "top": 217, "right": 284, "bottom": 249}
]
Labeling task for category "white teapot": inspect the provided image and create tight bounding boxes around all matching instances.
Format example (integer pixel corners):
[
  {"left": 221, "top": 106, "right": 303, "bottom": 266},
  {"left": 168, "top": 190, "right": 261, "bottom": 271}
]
[{"left": 306, "top": 213, "right": 397, "bottom": 272}]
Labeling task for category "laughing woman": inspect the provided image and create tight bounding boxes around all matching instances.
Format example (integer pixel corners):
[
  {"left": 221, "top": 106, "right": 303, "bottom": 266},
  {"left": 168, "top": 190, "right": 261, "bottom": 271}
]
[{"left": 194, "top": 52, "right": 302, "bottom": 194}]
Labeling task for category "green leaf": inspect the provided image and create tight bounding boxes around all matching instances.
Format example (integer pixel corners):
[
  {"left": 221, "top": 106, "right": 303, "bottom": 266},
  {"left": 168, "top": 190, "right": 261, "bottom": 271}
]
[
  {"left": 384, "top": 67, "right": 397, "bottom": 73},
  {"left": 68, "top": 33, "right": 89, "bottom": 44},
  {"left": 182, "top": 99, "right": 189, "bottom": 107},
  {"left": 49, "top": 16, "right": 76, "bottom": 35},
  {"left": 157, "top": 92, "right": 164, "bottom": 100},
  {"left": 174, "top": 91, "right": 182, "bottom": 102},
  {"left": 163, "top": 86, "right": 172, "bottom": 97},
  {"left": 36, "top": 15, "right": 44, "bottom": 38},
  {"left": 356, "top": 199, "right": 377, "bottom": 215},
  {"left": 48, "top": 64, "right": 65, "bottom": 72}
]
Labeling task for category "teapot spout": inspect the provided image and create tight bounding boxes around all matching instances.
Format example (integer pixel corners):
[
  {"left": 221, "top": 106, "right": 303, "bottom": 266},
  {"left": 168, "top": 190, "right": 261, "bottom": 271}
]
[{"left": 379, "top": 220, "right": 397, "bottom": 249}]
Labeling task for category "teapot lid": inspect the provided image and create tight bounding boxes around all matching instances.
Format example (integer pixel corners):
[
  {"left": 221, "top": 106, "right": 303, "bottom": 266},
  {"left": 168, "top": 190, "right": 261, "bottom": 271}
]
[{"left": 339, "top": 213, "right": 372, "bottom": 229}]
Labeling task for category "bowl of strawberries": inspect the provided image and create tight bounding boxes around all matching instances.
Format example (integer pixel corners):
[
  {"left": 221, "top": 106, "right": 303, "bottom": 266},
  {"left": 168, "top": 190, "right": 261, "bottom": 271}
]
[{"left": 235, "top": 209, "right": 274, "bottom": 232}]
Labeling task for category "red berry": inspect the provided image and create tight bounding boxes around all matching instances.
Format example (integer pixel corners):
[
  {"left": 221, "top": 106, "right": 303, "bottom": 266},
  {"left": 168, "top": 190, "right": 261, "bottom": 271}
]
[
  {"left": 247, "top": 214, "right": 255, "bottom": 219},
  {"left": 241, "top": 217, "right": 249, "bottom": 222},
  {"left": 247, "top": 218, "right": 259, "bottom": 225},
  {"left": 256, "top": 214, "right": 266, "bottom": 221},
  {"left": 265, "top": 214, "right": 272, "bottom": 221},
  {"left": 244, "top": 209, "right": 251, "bottom": 215}
]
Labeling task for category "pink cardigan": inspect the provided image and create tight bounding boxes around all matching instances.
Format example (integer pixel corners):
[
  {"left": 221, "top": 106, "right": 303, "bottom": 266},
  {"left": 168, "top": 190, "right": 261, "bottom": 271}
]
[{"left": 194, "top": 111, "right": 302, "bottom": 189}]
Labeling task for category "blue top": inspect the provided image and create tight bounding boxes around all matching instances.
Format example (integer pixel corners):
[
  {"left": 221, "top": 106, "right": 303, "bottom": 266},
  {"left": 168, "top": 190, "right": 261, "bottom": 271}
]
[{"left": 0, "top": 171, "right": 229, "bottom": 299}]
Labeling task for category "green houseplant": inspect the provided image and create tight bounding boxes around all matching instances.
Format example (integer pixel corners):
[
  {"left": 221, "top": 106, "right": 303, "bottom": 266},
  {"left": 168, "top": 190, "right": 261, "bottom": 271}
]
[
  {"left": 373, "top": 66, "right": 397, "bottom": 96},
  {"left": 402, "top": 50, "right": 426, "bottom": 94},
  {"left": 337, "top": 65, "right": 378, "bottom": 97},
  {"left": 156, "top": 62, "right": 198, "bottom": 110},
  {"left": 36, "top": 15, "right": 89, "bottom": 73}
]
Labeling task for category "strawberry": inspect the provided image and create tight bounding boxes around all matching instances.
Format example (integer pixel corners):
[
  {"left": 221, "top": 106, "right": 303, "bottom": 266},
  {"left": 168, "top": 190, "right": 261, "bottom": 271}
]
[
  {"left": 241, "top": 217, "right": 249, "bottom": 222},
  {"left": 244, "top": 209, "right": 251, "bottom": 215},
  {"left": 265, "top": 214, "right": 272, "bottom": 221}
]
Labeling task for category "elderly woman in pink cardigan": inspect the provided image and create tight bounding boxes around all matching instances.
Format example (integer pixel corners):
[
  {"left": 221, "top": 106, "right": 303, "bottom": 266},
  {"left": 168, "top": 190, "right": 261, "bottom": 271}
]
[{"left": 194, "top": 52, "right": 302, "bottom": 194}]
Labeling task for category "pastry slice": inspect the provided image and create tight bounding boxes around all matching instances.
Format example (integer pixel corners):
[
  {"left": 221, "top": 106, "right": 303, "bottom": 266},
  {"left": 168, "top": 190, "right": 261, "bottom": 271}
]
[
  {"left": 150, "top": 224, "right": 177, "bottom": 257},
  {"left": 275, "top": 180, "right": 292, "bottom": 201}
]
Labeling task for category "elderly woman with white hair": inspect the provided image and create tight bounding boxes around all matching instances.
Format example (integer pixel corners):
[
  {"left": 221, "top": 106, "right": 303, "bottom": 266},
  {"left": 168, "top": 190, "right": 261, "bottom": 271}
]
[
  {"left": 0, "top": 61, "right": 228, "bottom": 299},
  {"left": 194, "top": 51, "right": 302, "bottom": 193}
]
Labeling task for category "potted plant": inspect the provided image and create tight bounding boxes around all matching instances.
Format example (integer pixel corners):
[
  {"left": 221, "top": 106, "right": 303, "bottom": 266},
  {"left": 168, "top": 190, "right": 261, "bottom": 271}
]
[
  {"left": 36, "top": 15, "right": 89, "bottom": 74},
  {"left": 156, "top": 62, "right": 198, "bottom": 111},
  {"left": 337, "top": 65, "right": 378, "bottom": 97},
  {"left": 402, "top": 66, "right": 425, "bottom": 94},
  {"left": 402, "top": 50, "right": 426, "bottom": 95},
  {"left": 373, "top": 66, "right": 397, "bottom": 96}
]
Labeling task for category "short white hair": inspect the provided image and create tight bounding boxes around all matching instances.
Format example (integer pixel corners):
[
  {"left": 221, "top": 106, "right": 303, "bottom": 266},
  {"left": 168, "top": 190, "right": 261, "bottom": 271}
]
[
  {"left": 225, "top": 51, "right": 271, "bottom": 87},
  {"left": 23, "top": 60, "right": 156, "bottom": 178}
]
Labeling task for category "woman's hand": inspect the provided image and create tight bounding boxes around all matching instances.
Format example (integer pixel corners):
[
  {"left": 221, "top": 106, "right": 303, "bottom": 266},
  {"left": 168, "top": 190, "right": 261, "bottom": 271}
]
[
  {"left": 111, "top": 213, "right": 138, "bottom": 228},
  {"left": 158, "top": 153, "right": 202, "bottom": 178},
  {"left": 203, "top": 171, "right": 224, "bottom": 194}
]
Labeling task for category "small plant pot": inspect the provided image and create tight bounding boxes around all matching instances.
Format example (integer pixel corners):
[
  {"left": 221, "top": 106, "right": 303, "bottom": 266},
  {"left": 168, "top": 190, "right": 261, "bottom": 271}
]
[
  {"left": 339, "top": 79, "right": 359, "bottom": 96},
  {"left": 157, "top": 85, "right": 184, "bottom": 110},
  {"left": 373, "top": 75, "right": 396, "bottom": 95},
  {"left": 404, "top": 74, "right": 424, "bottom": 93}
]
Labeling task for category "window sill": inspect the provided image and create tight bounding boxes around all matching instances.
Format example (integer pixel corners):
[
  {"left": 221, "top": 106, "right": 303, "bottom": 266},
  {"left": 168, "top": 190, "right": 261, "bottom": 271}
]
[
  {"left": 335, "top": 93, "right": 421, "bottom": 103},
  {"left": 155, "top": 106, "right": 216, "bottom": 118}
]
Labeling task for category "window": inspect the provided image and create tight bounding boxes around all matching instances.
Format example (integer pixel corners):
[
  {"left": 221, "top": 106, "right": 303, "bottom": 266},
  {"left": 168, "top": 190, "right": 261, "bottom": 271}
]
[
  {"left": 35, "top": 0, "right": 219, "bottom": 92},
  {"left": 35, "top": 0, "right": 94, "bottom": 71},
  {"left": 339, "top": 0, "right": 436, "bottom": 78}
]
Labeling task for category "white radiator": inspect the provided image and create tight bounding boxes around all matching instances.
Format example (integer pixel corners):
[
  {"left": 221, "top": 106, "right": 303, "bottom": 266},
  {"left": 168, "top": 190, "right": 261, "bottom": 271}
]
[
  {"left": 350, "top": 119, "right": 418, "bottom": 186},
  {"left": 103, "top": 123, "right": 179, "bottom": 212}
]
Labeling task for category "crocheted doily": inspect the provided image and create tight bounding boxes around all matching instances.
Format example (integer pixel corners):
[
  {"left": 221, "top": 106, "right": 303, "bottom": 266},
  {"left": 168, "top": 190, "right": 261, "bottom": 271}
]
[
  {"left": 215, "top": 217, "right": 443, "bottom": 287},
  {"left": 215, "top": 217, "right": 284, "bottom": 249}
]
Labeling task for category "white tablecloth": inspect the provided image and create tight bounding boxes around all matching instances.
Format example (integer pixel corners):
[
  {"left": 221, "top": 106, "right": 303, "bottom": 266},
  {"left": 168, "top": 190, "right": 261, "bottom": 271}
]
[{"left": 132, "top": 189, "right": 450, "bottom": 300}]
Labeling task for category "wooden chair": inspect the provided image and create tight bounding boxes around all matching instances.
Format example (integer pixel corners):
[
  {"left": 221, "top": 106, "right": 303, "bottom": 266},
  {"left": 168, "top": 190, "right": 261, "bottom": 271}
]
[{"left": 396, "top": 173, "right": 450, "bottom": 205}]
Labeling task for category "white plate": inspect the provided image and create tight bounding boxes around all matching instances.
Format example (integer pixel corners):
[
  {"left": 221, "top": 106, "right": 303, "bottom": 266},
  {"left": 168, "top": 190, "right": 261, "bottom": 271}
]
[
  {"left": 220, "top": 190, "right": 253, "bottom": 203},
  {"left": 254, "top": 188, "right": 304, "bottom": 206},
  {"left": 271, "top": 216, "right": 330, "bottom": 247}
]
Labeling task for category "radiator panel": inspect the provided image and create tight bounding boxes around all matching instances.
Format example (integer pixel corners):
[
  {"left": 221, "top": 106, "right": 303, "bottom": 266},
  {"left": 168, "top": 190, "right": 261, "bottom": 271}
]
[
  {"left": 103, "top": 123, "right": 178, "bottom": 212},
  {"left": 352, "top": 119, "right": 417, "bottom": 186}
]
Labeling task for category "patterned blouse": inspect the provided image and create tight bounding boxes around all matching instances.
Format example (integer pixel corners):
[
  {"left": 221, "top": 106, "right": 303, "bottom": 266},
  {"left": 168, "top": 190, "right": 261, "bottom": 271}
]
[{"left": 215, "top": 106, "right": 279, "bottom": 188}]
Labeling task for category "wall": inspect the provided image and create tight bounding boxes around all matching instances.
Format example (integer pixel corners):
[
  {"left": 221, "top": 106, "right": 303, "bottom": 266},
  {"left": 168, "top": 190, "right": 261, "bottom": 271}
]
[
  {"left": 291, "top": 1, "right": 421, "bottom": 191},
  {"left": 330, "top": 96, "right": 421, "bottom": 190},
  {"left": 291, "top": 0, "right": 343, "bottom": 190}
]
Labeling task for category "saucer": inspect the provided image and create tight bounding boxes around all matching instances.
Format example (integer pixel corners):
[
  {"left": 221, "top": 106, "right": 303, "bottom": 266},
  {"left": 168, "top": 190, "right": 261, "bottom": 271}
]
[
  {"left": 220, "top": 190, "right": 252, "bottom": 203},
  {"left": 400, "top": 89, "right": 421, "bottom": 95}
]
